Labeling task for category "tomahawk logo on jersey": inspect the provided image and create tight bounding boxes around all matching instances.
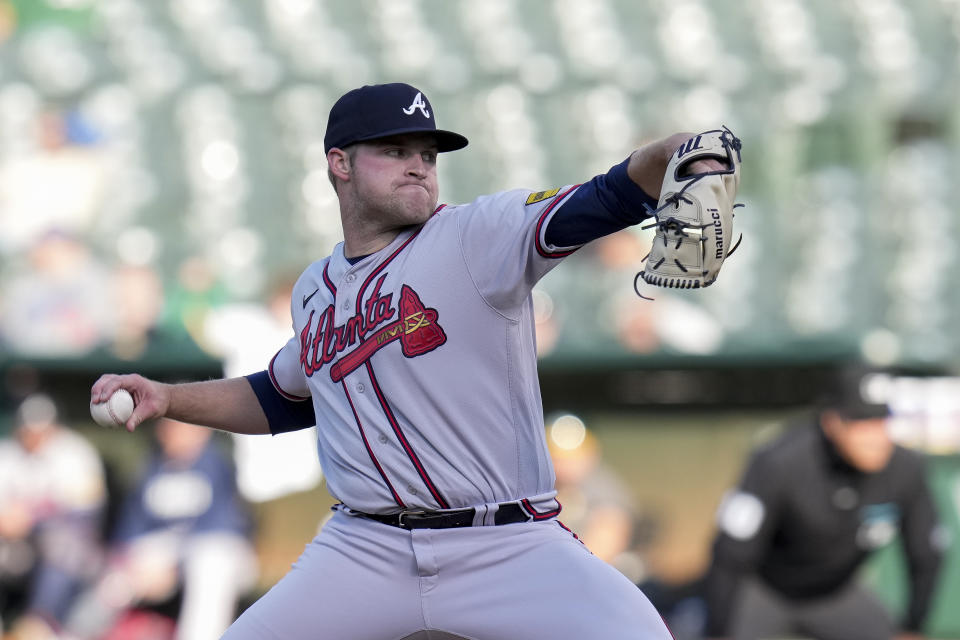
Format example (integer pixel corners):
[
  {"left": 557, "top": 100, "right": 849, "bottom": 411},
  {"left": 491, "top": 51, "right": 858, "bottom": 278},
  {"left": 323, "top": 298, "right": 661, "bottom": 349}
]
[{"left": 297, "top": 273, "right": 445, "bottom": 381}]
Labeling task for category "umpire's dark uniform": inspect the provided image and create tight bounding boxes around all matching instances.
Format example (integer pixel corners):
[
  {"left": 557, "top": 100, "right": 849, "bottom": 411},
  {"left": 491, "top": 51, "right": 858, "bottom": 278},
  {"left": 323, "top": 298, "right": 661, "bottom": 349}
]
[{"left": 704, "top": 406, "right": 945, "bottom": 640}]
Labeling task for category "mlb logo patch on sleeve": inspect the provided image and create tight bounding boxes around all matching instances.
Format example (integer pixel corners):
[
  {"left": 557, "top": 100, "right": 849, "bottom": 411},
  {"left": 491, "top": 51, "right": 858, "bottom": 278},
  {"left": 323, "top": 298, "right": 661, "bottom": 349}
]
[{"left": 525, "top": 188, "right": 560, "bottom": 206}]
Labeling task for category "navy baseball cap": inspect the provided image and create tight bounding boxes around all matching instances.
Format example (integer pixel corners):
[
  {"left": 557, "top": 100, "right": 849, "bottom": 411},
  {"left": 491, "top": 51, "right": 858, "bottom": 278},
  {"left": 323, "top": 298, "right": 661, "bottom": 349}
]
[
  {"left": 324, "top": 83, "right": 469, "bottom": 154},
  {"left": 819, "top": 369, "right": 892, "bottom": 420}
]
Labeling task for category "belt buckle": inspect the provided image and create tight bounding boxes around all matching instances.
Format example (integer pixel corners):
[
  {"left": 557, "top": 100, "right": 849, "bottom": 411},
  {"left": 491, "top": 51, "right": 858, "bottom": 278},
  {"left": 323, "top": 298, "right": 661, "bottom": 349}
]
[
  {"left": 396, "top": 509, "right": 429, "bottom": 529},
  {"left": 495, "top": 501, "right": 530, "bottom": 525}
]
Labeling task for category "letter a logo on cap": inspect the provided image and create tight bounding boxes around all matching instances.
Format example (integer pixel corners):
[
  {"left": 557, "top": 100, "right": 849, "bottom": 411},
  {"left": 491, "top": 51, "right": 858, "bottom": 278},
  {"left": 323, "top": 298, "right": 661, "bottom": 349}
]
[{"left": 402, "top": 92, "right": 430, "bottom": 119}]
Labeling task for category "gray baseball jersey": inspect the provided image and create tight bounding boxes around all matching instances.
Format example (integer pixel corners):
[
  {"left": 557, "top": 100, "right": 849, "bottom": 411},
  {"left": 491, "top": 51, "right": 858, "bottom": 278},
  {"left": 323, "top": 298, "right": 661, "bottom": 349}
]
[
  {"left": 227, "top": 186, "right": 674, "bottom": 639},
  {"left": 269, "top": 186, "right": 578, "bottom": 516}
]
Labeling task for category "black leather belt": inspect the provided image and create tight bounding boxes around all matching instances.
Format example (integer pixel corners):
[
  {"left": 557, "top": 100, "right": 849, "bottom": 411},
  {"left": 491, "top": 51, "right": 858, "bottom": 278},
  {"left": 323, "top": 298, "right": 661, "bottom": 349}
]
[{"left": 355, "top": 502, "right": 530, "bottom": 530}]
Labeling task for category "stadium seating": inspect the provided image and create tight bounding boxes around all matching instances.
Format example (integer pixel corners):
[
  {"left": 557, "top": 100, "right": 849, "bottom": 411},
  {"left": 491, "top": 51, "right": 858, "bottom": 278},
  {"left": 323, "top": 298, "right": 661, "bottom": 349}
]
[{"left": 0, "top": 0, "right": 957, "bottom": 366}]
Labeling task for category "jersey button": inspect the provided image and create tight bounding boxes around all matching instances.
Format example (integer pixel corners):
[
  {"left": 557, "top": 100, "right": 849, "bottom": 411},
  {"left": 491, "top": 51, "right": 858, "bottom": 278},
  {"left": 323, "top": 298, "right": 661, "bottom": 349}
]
[
  {"left": 407, "top": 485, "right": 418, "bottom": 495},
  {"left": 356, "top": 382, "right": 365, "bottom": 393},
  {"left": 378, "top": 434, "right": 388, "bottom": 444},
  {"left": 346, "top": 273, "right": 356, "bottom": 283},
  {"left": 341, "top": 300, "right": 350, "bottom": 310}
]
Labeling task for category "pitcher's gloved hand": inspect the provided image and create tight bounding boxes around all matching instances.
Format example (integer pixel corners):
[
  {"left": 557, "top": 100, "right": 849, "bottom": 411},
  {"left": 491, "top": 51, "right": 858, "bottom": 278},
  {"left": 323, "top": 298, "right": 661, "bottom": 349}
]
[{"left": 638, "top": 127, "right": 743, "bottom": 291}]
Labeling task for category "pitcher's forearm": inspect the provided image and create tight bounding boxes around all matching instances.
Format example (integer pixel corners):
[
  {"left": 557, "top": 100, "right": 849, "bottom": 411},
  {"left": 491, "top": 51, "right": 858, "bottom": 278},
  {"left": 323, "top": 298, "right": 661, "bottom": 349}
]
[{"left": 163, "top": 377, "right": 271, "bottom": 435}]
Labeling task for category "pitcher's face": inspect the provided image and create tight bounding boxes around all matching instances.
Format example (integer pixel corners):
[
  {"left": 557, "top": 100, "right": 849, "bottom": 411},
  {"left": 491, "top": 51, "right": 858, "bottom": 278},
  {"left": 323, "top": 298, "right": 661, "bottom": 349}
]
[{"left": 347, "top": 134, "right": 440, "bottom": 227}]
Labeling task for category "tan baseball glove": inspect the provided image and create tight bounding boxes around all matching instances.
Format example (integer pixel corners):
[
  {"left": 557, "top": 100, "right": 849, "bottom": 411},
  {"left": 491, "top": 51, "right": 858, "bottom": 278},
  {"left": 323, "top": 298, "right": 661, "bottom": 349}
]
[{"left": 637, "top": 127, "right": 743, "bottom": 292}]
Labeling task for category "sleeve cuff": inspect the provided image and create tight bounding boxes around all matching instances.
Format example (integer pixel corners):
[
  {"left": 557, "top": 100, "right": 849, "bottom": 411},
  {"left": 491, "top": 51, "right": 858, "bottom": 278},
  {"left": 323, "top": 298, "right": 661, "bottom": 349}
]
[{"left": 607, "top": 156, "right": 659, "bottom": 214}]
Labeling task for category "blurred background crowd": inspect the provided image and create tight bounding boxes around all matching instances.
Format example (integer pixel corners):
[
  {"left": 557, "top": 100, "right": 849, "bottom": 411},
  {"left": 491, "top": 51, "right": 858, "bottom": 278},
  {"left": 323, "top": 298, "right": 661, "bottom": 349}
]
[{"left": 1, "top": 0, "right": 959, "bottom": 638}]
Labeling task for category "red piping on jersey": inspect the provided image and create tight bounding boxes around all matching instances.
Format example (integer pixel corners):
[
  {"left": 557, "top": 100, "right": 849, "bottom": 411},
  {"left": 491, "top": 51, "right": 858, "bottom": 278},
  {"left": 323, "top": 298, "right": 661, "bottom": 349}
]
[
  {"left": 521, "top": 498, "right": 562, "bottom": 520},
  {"left": 268, "top": 351, "right": 311, "bottom": 401},
  {"left": 534, "top": 185, "right": 581, "bottom": 259},
  {"left": 322, "top": 262, "right": 337, "bottom": 296},
  {"left": 659, "top": 614, "right": 678, "bottom": 640},
  {"left": 343, "top": 381, "right": 405, "bottom": 508},
  {"left": 355, "top": 230, "right": 422, "bottom": 315},
  {"left": 351, "top": 207, "right": 446, "bottom": 316},
  {"left": 365, "top": 362, "right": 450, "bottom": 509},
  {"left": 556, "top": 520, "right": 581, "bottom": 541}
]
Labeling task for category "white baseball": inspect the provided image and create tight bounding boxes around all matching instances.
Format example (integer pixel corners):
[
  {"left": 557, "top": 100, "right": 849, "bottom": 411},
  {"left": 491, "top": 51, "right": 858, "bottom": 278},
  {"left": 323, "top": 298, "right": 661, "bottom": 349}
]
[{"left": 90, "top": 389, "right": 135, "bottom": 429}]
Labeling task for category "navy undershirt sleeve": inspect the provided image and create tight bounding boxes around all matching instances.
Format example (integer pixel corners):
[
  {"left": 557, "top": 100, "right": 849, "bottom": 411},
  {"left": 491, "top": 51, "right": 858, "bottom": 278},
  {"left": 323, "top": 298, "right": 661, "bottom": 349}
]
[
  {"left": 544, "top": 156, "right": 659, "bottom": 247},
  {"left": 245, "top": 370, "right": 317, "bottom": 435}
]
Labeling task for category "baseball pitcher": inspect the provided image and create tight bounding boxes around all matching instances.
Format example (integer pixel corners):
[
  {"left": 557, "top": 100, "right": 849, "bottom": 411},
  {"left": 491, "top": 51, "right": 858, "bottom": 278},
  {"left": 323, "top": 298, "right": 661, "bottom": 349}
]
[{"left": 92, "top": 83, "right": 742, "bottom": 639}]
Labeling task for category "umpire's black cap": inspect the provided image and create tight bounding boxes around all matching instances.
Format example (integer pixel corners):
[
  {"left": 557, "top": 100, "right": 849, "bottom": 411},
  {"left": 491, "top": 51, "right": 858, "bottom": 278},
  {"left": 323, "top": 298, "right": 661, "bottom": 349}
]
[
  {"left": 324, "top": 83, "right": 468, "bottom": 154},
  {"left": 818, "top": 368, "right": 891, "bottom": 420}
]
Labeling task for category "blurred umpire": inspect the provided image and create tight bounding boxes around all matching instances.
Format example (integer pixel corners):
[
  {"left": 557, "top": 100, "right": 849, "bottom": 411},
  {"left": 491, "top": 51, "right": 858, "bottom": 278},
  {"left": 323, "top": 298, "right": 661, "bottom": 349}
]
[{"left": 703, "top": 370, "right": 948, "bottom": 640}]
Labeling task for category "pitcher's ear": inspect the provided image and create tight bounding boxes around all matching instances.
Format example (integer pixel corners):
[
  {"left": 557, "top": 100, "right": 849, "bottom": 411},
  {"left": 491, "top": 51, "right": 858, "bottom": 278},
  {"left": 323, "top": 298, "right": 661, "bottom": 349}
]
[{"left": 328, "top": 148, "right": 352, "bottom": 180}]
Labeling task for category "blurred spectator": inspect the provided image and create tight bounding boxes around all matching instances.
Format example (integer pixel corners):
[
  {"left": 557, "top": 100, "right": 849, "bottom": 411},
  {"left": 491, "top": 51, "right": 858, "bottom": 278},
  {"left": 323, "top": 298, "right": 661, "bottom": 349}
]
[
  {"left": 165, "top": 257, "right": 229, "bottom": 345},
  {"left": 702, "top": 369, "right": 948, "bottom": 640},
  {"left": 66, "top": 418, "right": 256, "bottom": 640},
  {"left": 0, "top": 393, "right": 106, "bottom": 637},
  {"left": 614, "top": 292, "right": 725, "bottom": 356},
  {"left": 107, "top": 263, "right": 165, "bottom": 361},
  {"left": 0, "top": 230, "right": 113, "bottom": 357},
  {"left": 0, "top": 106, "right": 107, "bottom": 256},
  {"left": 546, "top": 415, "right": 643, "bottom": 580}
]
